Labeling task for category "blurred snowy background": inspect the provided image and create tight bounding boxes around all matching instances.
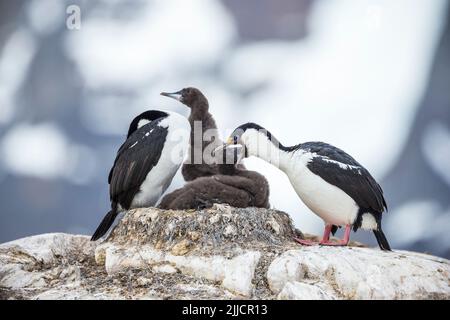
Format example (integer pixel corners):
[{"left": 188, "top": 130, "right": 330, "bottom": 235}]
[{"left": 0, "top": 0, "right": 449, "bottom": 257}]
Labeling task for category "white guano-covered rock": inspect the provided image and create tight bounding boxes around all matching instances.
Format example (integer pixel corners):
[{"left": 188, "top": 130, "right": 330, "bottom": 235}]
[
  {"left": 0, "top": 233, "right": 94, "bottom": 290},
  {"left": 277, "top": 281, "right": 335, "bottom": 300},
  {"left": 267, "top": 247, "right": 450, "bottom": 299},
  {"left": 1, "top": 207, "right": 449, "bottom": 300},
  {"left": 102, "top": 244, "right": 260, "bottom": 297}
]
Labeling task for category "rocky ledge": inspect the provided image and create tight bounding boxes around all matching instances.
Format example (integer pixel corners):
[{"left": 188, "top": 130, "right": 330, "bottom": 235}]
[{"left": 1, "top": 205, "right": 449, "bottom": 300}]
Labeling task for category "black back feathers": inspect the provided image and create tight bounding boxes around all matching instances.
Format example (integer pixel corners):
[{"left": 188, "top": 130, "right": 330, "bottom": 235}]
[
  {"left": 109, "top": 118, "right": 168, "bottom": 209},
  {"left": 302, "top": 142, "right": 387, "bottom": 215}
]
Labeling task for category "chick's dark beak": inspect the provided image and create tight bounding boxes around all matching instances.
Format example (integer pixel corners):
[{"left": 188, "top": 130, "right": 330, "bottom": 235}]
[{"left": 160, "top": 91, "right": 182, "bottom": 101}]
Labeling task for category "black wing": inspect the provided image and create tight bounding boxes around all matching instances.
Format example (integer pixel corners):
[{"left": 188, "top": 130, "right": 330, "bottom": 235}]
[
  {"left": 301, "top": 142, "right": 387, "bottom": 213},
  {"left": 108, "top": 119, "right": 168, "bottom": 209}
]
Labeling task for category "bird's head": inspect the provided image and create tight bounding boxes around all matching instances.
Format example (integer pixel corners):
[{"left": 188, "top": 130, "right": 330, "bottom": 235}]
[
  {"left": 127, "top": 110, "right": 168, "bottom": 138},
  {"left": 227, "top": 123, "right": 263, "bottom": 150},
  {"left": 216, "top": 123, "right": 276, "bottom": 160},
  {"left": 213, "top": 124, "right": 252, "bottom": 162},
  {"left": 161, "top": 87, "right": 207, "bottom": 109}
]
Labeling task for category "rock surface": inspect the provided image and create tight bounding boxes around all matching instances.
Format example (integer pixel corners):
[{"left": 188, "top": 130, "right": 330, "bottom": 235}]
[{"left": 1, "top": 205, "right": 449, "bottom": 300}]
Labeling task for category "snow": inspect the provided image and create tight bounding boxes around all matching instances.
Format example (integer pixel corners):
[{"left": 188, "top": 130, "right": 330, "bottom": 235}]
[
  {"left": 0, "top": 29, "right": 36, "bottom": 124},
  {"left": 1, "top": 123, "right": 71, "bottom": 179},
  {"left": 422, "top": 121, "right": 450, "bottom": 187},
  {"left": 26, "top": 0, "right": 64, "bottom": 35},
  {"left": 387, "top": 201, "right": 450, "bottom": 251},
  {"left": 64, "top": 0, "right": 236, "bottom": 89},
  {"left": 386, "top": 201, "right": 439, "bottom": 246},
  {"left": 0, "top": 123, "right": 97, "bottom": 184}
]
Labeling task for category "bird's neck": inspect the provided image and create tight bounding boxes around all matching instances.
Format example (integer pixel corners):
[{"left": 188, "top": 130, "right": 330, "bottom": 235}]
[
  {"left": 242, "top": 129, "right": 293, "bottom": 172},
  {"left": 188, "top": 100, "right": 210, "bottom": 123}
]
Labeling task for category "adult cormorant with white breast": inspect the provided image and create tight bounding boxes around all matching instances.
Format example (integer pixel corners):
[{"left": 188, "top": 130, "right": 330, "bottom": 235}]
[
  {"left": 91, "top": 110, "right": 190, "bottom": 241},
  {"left": 219, "top": 123, "right": 391, "bottom": 250}
]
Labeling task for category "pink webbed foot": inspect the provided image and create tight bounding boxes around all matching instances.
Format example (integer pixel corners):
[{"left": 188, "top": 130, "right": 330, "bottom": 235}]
[
  {"left": 319, "top": 240, "right": 348, "bottom": 246},
  {"left": 319, "top": 224, "right": 352, "bottom": 247},
  {"left": 294, "top": 223, "right": 333, "bottom": 246},
  {"left": 293, "top": 237, "right": 318, "bottom": 246}
]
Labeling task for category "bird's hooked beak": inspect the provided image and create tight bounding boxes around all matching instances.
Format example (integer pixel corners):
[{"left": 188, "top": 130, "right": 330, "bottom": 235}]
[
  {"left": 160, "top": 91, "right": 182, "bottom": 101},
  {"left": 214, "top": 137, "right": 233, "bottom": 154},
  {"left": 214, "top": 143, "right": 244, "bottom": 165}
]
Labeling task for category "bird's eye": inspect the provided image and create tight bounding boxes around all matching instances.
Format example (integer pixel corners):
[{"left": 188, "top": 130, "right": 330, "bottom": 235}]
[{"left": 233, "top": 136, "right": 238, "bottom": 144}]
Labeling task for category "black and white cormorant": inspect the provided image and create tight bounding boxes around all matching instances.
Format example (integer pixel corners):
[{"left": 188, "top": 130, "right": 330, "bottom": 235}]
[
  {"left": 158, "top": 144, "right": 269, "bottom": 210},
  {"left": 91, "top": 110, "right": 190, "bottom": 241},
  {"left": 221, "top": 123, "right": 391, "bottom": 250},
  {"left": 160, "top": 87, "right": 225, "bottom": 181}
]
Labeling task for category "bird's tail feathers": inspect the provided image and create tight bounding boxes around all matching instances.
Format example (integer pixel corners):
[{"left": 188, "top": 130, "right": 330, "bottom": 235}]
[
  {"left": 373, "top": 228, "right": 391, "bottom": 251},
  {"left": 91, "top": 207, "right": 118, "bottom": 241}
]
